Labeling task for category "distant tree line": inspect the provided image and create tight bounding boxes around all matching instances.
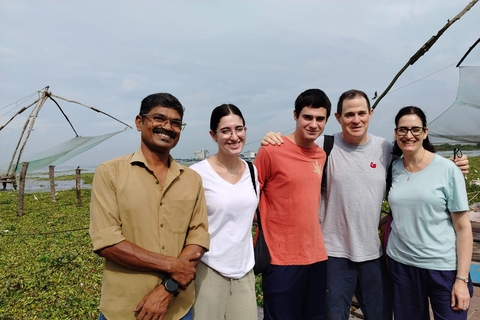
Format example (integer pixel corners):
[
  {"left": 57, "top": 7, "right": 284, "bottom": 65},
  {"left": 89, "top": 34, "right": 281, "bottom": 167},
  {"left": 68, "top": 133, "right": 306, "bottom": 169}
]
[{"left": 435, "top": 143, "right": 480, "bottom": 151}]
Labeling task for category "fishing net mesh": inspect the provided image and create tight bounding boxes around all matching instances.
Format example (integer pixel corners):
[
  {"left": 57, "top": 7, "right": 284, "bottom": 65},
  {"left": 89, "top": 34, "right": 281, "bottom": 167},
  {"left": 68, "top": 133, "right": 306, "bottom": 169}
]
[
  {"left": 14, "top": 131, "right": 123, "bottom": 172},
  {"left": 428, "top": 66, "right": 480, "bottom": 145}
]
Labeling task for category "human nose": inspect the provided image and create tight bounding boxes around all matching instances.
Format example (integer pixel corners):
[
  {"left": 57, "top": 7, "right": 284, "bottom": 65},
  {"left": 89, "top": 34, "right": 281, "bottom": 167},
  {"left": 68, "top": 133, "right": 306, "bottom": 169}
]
[
  {"left": 160, "top": 120, "right": 175, "bottom": 130},
  {"left": 229, "top": 130, "right": 240, "bottom": 138},
  {"left": 404, "top": 129, "right": 414, "bottom": 137}
]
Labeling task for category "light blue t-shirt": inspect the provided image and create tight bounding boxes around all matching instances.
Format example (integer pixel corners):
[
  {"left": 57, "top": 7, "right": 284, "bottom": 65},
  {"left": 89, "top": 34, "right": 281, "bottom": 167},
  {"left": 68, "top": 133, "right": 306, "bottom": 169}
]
[{"left": 386, "top": 154, "right": 469, "bottom": 270}]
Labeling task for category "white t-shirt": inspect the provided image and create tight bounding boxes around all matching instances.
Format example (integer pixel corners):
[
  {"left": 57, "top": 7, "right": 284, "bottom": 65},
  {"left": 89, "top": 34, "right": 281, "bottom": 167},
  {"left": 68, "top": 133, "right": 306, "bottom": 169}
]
[{"left": 190, "top": 159, "right": 259, "bottom": 278}]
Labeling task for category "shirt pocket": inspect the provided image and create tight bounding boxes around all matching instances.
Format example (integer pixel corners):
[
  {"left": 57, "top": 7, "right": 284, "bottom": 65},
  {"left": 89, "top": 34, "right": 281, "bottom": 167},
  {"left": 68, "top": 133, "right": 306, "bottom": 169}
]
[{"left": 169, "top": 200, "right": 196, "bottom": 234}]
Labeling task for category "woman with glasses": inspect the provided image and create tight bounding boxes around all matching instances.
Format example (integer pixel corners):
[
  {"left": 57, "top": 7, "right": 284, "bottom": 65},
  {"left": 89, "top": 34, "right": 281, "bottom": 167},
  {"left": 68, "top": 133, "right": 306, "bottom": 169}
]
[
  {"left": 190, "top": 104, "right": 258, "bottom": 320},
  {"left": 386, "top": 106, "right": 473, "bottom": 319}
]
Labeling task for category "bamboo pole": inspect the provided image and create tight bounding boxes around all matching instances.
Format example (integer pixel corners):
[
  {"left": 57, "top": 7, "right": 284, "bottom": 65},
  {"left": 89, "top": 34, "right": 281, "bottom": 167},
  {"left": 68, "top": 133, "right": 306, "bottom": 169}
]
[
  {"left": 17, "top": 162, "right": 29, "bottom": 217},
  {"left": 456, "top": 37, "right": 480, "bottom": 67},
  {"left": 372, "top": 0, "right": 479, "bottom": 110},
  {"left": 50, "top": 93, "right": 133, "bottom": 129},
  {"left": 76, "top": 167, "right": 82, "bottom": 207},
  {"left": 49, "top": 165, "right": 56, "bottom": 202}
]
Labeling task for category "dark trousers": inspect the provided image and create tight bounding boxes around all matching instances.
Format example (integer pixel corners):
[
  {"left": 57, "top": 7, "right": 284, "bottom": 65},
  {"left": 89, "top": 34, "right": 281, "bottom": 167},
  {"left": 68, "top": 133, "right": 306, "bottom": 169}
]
[
  {"left": 389, "top": 258, "right": 473, "bottom": 320},
  {"left": 325, "top": 256, "right": 391, "bottom": 320},
  {"left": 262, "top": 261, "right": 327, "bottom": 320}
]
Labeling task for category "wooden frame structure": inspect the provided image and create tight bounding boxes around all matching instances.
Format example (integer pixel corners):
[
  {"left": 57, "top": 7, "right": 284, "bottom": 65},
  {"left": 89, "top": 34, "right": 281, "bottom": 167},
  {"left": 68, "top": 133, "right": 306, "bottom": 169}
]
[{"left": 0, "top": 86, "right": 132, "bottom": 189}]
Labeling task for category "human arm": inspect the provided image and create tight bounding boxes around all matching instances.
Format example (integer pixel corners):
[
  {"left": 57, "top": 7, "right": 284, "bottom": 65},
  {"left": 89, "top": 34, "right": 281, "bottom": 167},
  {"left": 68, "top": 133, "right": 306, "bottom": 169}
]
[
  {"left": 450, "top": 210, "right": 473, "bottom": 311},
  {"left": 131, "top": 244, "right": 205, "bottom": 320},
  {"left": 450, "top": 154, "right": 469, "bottom": 174},
  {"left": 260, "top": 131, "right": 284, "bottom": 146},
  {"left": 96, "top": 241, "right": 199, "bottom": 288}
]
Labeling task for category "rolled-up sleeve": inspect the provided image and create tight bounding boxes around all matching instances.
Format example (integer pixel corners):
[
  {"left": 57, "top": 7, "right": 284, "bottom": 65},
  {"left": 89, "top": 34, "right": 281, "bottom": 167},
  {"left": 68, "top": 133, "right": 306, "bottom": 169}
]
[
  {"left": 184, "top": 180, "right": 210, "bottom": 251},
  {"left": 89, "top": 163, "right": 126, "bottom": 251}
]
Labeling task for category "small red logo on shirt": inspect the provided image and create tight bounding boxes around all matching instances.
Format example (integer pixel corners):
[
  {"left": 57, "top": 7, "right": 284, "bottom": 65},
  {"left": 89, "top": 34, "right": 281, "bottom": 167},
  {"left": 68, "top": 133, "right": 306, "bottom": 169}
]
[{"left": 370, "top": 162, "right": 377, "bottom": 168}]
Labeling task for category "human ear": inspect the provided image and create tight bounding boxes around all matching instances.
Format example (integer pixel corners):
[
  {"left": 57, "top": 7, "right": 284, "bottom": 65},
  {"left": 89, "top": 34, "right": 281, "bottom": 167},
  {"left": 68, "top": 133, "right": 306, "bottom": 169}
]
[{"left": 209, "top": 130, "right": 217, "bottom": 142}]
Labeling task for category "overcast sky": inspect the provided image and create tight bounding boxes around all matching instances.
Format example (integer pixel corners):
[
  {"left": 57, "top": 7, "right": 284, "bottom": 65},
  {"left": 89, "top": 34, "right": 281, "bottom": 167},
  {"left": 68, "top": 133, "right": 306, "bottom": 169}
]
[{"left": 1, "top": 0, "right": 479, "bottom": 170}]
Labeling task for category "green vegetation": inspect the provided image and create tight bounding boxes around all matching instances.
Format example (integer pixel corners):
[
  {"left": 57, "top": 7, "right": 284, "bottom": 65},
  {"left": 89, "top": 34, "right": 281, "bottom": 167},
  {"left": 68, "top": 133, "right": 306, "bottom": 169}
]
[
  {"left": 434, "top": 143, "right": 480, "bottom": 151},
  {"left": 1, "top": 157, "right": 479, "bottom": 318},
  {"left": 0, "top": 189, "right": 102, "bottom": 319},
  {"left": 31, "top": 172, "right": 94, "bottom": 185}
]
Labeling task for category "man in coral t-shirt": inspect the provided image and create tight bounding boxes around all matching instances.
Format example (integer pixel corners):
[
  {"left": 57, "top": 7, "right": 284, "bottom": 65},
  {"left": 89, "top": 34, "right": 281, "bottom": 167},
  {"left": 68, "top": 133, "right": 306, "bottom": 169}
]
[{"left": 254, "top": 88, "right": 331, "bottom": 320}]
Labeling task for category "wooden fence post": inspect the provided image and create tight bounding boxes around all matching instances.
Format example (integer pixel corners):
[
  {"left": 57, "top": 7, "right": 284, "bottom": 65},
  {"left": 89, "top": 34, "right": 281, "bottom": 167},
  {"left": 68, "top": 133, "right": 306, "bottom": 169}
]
[
  {"left": 17, "top": 162, "right": 29, "bottom": 216},
  {"left": 76, "top": 167, "right": 82, "bottom": 207},
  {"left": 49, "top": 165, "right": 56, "bottom": 202}
]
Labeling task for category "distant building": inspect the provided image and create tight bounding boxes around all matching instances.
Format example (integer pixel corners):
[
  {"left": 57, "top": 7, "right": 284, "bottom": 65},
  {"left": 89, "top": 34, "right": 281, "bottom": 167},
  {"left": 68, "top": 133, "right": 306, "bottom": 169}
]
[
  {"left": 194, "top": 150, "right": 210, "bottom": 160},
  {"left": 241, "top": 150, "right": 256, "bottom": 161}
]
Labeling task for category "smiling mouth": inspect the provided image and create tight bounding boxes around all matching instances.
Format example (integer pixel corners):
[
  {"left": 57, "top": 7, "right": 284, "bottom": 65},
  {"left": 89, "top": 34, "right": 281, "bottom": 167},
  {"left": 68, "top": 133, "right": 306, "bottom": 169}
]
[{"left": 153, "top": 127, "right": 177, "bottom": 139}]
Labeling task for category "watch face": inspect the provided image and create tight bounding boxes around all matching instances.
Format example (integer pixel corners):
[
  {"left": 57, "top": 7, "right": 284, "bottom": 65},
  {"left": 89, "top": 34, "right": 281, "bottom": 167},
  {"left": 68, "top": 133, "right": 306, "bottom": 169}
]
[{"left": 164, "top": 278, "right": 179, "bottom": 292}]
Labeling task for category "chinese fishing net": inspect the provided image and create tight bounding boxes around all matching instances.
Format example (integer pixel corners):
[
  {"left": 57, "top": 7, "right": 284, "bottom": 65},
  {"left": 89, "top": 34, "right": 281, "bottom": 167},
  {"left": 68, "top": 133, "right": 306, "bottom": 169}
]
[
  {"left": 428, "top": 66, "right": 480, "bottom": 145},
  {"left": 14, "top": 131, "right": 124, "bottom": 172}
]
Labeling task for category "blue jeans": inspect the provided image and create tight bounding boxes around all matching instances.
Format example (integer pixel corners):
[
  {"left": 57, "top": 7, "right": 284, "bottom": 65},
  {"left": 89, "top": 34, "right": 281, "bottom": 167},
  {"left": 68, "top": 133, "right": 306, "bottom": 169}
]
[
  {"left": 99, "top": 308, "right": 192, "bottom": 320},
  {"left": 325, "top": 256, "right": 391, "bottom": 320}
]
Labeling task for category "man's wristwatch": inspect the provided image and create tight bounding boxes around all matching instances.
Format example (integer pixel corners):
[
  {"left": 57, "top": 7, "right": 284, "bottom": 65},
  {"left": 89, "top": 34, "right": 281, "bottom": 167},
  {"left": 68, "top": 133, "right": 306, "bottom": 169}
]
[
  {"left": 161, "top": 277, "right": 179, "bottom": 296},
  {"left": 456, "top": 275, "right": 469, "bottom": 283}
]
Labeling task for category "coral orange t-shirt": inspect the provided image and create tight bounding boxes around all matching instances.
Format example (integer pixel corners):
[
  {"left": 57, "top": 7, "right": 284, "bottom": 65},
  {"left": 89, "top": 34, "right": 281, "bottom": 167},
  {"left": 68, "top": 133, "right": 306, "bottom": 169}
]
[{"left": 254, "top": 137, "right": 327, "bottom": 265}]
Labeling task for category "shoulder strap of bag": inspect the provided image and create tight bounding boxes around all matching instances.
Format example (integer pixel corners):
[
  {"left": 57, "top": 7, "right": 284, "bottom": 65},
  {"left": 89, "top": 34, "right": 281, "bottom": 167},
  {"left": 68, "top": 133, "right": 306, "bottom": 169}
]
[
  {"left": 247, "top": 161, "right": 257, "bottom": 195},
  {"left": 385, "top": 159, "right": 394, "bottom": 198},
  {"left": 321, "top": 135, "right": 334, "bottom": 196},
  {"left": 247, "top": 161, "right": 263, "bottom": 230}
]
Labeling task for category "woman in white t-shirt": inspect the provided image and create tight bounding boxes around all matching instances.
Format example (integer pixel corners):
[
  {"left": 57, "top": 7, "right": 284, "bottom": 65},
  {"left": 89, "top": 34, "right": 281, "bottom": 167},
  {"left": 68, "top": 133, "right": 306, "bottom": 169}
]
[
  {"left": 387, "top": 106, "right": 473, "bottom": 320},
  {"left": 191, "top": 104, "right": 258, "bottom": 320}
]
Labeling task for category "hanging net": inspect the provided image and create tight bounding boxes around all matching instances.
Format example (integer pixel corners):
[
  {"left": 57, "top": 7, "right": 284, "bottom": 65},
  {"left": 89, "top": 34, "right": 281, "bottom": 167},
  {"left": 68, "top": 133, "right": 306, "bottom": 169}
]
[
  {"left": 428, "top": 66, "right": 480, "bottom": 145},
  {"left": 14, "top": 130, "right": 125, "bottom": 172}
]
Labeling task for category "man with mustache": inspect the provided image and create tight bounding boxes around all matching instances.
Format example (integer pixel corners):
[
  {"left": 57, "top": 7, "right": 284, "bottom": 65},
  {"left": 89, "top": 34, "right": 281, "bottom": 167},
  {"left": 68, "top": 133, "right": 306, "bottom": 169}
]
[{"left": 90, "top": 93, "right": 210, "bottom": 320}]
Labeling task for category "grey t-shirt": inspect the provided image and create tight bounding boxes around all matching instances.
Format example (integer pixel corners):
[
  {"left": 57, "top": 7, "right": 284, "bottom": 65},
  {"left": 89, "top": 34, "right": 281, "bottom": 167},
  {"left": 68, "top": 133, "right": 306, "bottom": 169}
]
[{"left": 318, "top": 133, "right": 393, "bottom": 262}]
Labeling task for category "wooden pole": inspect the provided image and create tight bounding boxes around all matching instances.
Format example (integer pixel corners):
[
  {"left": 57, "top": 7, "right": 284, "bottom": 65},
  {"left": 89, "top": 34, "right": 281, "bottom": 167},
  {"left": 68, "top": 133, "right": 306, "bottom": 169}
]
[
  {"left": 49, "top": 165, "right": 56, "bottom": 202},
  {"left": 17, "top": 162, "right": 29, "bottom": 217},
  {"left": 372, "top": 0, "right": 479, "bottom": 110},
  {"left": 76, "top": 167, "right": 82, "bottom": 207}
]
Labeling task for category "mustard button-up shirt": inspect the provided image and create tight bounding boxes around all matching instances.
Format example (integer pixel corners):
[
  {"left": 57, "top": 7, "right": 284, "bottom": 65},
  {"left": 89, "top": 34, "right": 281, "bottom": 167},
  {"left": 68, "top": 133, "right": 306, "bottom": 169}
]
[{"left": 90, "top": 148, "right": 209, "bottom": 320}]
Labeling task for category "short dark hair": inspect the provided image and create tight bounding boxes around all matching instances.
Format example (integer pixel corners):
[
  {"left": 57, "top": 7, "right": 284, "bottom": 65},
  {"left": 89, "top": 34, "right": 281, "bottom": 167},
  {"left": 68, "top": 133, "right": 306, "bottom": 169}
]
[
  {"left": 294, "top": 89, "right": 331, "bottom": 119},
  {"left": 210, "top": 104, "right": 245, "bottom": 132},
  {"left": 139, "top": 93, "right": 184, "bottom": 120},
  {"left": 337, "top": 89, "right": 370, "bottom": 115},
  {"left": 392, "top": 106, "right": 436, "bottom": 156}
]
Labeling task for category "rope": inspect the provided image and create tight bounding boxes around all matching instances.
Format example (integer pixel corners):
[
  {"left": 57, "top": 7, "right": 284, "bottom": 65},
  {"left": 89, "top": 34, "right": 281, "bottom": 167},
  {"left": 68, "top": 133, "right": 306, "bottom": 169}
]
[
  {"left": 0, "top": 227, "right": 88, "bottom": 237},
  {"left": 0, "top": 90, "right": 40, "bottom": 112}
]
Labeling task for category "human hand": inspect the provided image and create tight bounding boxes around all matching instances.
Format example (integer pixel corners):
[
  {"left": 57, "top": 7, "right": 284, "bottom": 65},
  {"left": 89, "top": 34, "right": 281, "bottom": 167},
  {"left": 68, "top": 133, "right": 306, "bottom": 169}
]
[
  {"left": 450, "top": 154, "right": 469, "bottom": 174},
  {"left": 260, "top": 132, "right": 283, "bottom": 146},
  {"left": 134, "top": 285, "right": 173, "bottom": 320},
  {"left": 451, "top": 280, "right": 470, "bottom": 311},
  {"left": 170, "top": 252, "right": 200, "bottom": 289}
]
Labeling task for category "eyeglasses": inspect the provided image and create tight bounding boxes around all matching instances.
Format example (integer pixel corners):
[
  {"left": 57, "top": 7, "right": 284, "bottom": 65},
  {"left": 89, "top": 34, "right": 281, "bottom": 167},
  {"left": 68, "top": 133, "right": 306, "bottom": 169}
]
[
  {"left": 395, "top": 126, "right": 425, "bottom": 137},
  {"left": 142, "top": 113, "right": 186, "bottom": 131},
  {"left": 215, "top": 126, "right": 246, "bottom": 137}
]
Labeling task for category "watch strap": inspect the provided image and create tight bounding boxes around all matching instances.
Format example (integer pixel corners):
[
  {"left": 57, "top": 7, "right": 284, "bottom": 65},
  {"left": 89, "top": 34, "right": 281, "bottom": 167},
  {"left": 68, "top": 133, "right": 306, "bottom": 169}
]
[{"left": 456, "top": 275, "right": 469, "bottom": 283}]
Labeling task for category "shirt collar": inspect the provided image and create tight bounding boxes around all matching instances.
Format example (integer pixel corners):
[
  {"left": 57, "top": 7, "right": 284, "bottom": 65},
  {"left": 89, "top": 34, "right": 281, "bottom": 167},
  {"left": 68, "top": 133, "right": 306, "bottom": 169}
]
[{"left": 130, "top": 147, "right": 183, "bottom": 176}]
